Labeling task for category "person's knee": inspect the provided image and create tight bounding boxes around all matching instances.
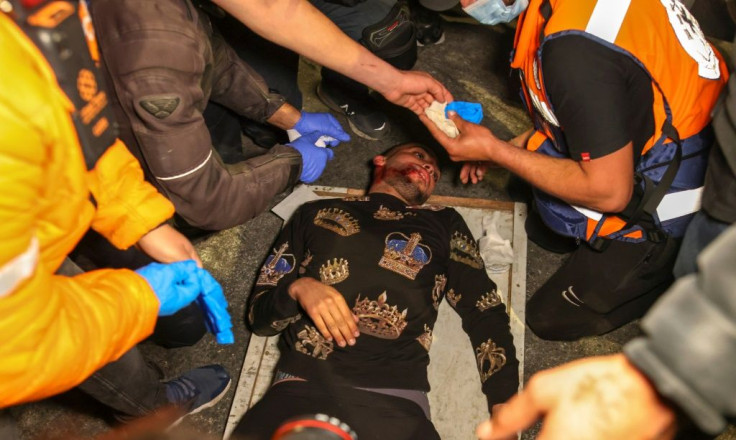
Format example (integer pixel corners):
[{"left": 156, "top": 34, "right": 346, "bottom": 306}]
[{"left": 150, "top": 304, "right": 207, "bottom": 348}]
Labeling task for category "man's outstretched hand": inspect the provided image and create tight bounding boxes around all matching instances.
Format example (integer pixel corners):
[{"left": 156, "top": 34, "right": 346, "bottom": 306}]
[
  {"left": 288, "top": 277, "right": 359, "bottom": 348},
  {"left": 476, "top": 354, "right": 676, "bottom": 440},
  {"left": 380, "top": 70, "right": 453, "bottom": 115}
]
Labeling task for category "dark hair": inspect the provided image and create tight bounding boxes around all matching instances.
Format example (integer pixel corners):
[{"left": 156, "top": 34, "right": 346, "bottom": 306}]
[{"left": 382, "top": 143, "right": 439, "bottom": 163}]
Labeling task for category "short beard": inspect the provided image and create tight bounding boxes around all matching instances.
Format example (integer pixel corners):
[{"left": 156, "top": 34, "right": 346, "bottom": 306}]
[{"left": 383, "top": 174, "right": 430, "bottom": 205}]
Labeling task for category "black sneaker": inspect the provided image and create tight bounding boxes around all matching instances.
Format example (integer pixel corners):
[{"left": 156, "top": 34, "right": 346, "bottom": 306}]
[
  {"left": 316, "top": 82, "right": 390, "bottom": 141},
  {"left": 165, "top": 365, "right": 231, "bottom": 426},
  {"left": 411, "top": 3, "right": 445, "bottom": 46}
]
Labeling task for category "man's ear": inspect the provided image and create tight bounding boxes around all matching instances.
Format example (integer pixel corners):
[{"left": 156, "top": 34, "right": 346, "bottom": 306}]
[{"left": 373, "top": 155, "right": 386, "bottom": 167}]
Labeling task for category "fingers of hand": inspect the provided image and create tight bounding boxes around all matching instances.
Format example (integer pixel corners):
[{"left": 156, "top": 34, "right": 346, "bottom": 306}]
[{"left": 305, "top": 294, "right": 357, "bottom": 347}]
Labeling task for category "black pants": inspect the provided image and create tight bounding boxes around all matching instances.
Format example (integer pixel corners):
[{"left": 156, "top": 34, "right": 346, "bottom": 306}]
[
  {"left": 526, "top": 235, "right": 680, "bottom": 341},
  {"left": 64, "top": 233, "right": 206, "bottom": 416},
  {"left": 232, "top": 381, "right": 440, "bottom": 440}
]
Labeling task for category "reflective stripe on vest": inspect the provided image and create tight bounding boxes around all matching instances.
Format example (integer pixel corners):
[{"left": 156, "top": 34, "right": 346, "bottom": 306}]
[
  {"left": 585, "top": 0, "right": 630, "bottom": 43},
  {"left": 572, "top": 186, "right": 703, "bottom": 223},
  {"left": 0, "top": 238, "right": 39, "bottom": 298}
]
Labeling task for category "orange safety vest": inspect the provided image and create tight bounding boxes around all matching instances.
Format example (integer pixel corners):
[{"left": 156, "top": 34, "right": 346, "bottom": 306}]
[
  {"left": 510, "top": 0, "right": 727, "bottom": 244},
  {"left": 0, "top": 0, "right": 173, "bottom": 407}
]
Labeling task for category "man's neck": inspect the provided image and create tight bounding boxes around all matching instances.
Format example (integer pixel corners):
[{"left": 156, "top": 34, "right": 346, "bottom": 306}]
[{"left": 367, "top": 183, "right": 410, "bottom": 205}]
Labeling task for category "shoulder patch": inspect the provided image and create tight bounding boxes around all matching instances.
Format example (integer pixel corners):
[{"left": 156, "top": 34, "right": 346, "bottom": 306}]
[{"left": 139, "top": 96, "right": 180, "bottom": 119}]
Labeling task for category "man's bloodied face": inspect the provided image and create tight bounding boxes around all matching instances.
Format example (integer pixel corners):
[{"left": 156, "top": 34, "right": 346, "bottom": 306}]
[{"left": 376, "top": 144, "right": 440, "bottom": 205}]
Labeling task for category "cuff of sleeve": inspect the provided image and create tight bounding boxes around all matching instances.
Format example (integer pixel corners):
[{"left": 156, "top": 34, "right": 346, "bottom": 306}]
[
  {"left": 273, "top": 285, "right": 300, "bottom": 317},
  {"left": 624, "top": 340, "right": 726, "bottom": 435},
  {"left": 274, "top": 144, "right": 302, "bottom": 186},
  {"left": 623, "top": 278, "right": 731, "bottom": 435}
]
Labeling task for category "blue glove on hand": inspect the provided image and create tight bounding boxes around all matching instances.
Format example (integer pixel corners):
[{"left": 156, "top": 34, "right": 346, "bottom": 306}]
[
  {"left": 136, "top": 260, "right": 234, "bottom": 344},
  {"left": 136, "top": 260, "right": 201, "bottom": 316},
  {"left": 293, "top": 112, "right": 351, "bottom": 146},
  {"left": 446, "top": 101, "right": 484, "bottom": 124},
  {"left": 288, "top": 131, "right": 336, "bottom": 183},
  {"left": 195, "top": 269, "right": 234, "bottom": 344}
]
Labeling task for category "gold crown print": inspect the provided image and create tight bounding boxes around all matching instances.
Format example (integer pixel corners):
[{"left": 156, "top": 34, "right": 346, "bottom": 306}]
[
  {"left": 353, "top": 292, "right": 408, "bottom": 339},
  {"left": 296, "top": 325, "right": 334, "bottom": 360},
  {"left": 314, "top": 208, "right": 360, "bottom": 236},
  {"left": 432, "top": 274, "right": 447, "bottom": 310},
  {"left": 270, "top": 313, "right": 302, "bottom": 332},
  {"left": 416, "top": 324, "right": 433, "bottom": 351},
  {"left": 476, "top": 289, "right": 502, "bottom": 311},
  {"left": 373, "top": 205, "right": 415, "bottom": 221},
  {"left": 378, "top": 232, "right": 432, "bottom": 280},
  {"left": 299, "top": 249, "right": 313, "bottom": 275},
  {"left": 342, "top": 195, "right": 370, "bottom": 202},
  {"left": 450, "top": 231, "right": 483, "bottom": 269},
  {"left": 319, "top": 258, "right": 349, "bottom": 285},
  {"left": 475, "top": 339, "right": 507, "bottom": 383},
  {"left": 256, "top": 242, "right": 296, "bottom": 286},
  {"left": 446, "top": 288, "right": 462, "bottom": 308}
]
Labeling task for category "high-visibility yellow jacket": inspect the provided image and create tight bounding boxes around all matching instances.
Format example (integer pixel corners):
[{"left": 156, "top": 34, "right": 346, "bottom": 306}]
[{"left": 0, "top": 9, "right": 174, "bottom": 407}]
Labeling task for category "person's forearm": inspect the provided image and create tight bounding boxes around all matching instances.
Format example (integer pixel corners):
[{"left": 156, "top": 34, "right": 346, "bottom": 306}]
[
  {"left": 267, "top": 103, "right": 302, "bottom": 131},
  {"left": 488, "top": 138, "right": 630, "bottom": 212},
  {"left": 211, "top": 0, "right": 401, "bottom": 96}
]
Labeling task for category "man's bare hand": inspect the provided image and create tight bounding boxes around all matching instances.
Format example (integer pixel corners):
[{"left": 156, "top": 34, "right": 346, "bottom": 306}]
[
  {"left": 476, "top": 354, "right": 676, "bottom": 440},
  {"left": 420, "top": 112, "right": 498, "bottom": 162},
  {"left": 380, "top": 70, "right": 453, "bottom": 115},
  {"left": 460, "top": 161, "right": 495, "bottom": 184},
  {"left": 136, "top": 224, "right": 202, "bottom": 267},
  {"left": 288, "top": 277, "right": 359, "bottom": 347}
]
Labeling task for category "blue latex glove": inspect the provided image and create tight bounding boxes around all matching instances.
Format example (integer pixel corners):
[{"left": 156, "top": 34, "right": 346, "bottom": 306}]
[
  {"left": 196, "top": 270, "right": 234, "bottom": 344},
  {"left": 446, "top": 101, "right": 484, "bottom": 124},
  {"left": 136, "top": 260, "right": 234, "bottom": 344},
  {"left": 294, "top": 112, "right": 351, "bottom": 146},
  {"left": 136, "top": 260, "right": 202, "bottom": 316},
  {"left": 288, "top": 131, "right": 336, "bottom": 183}
]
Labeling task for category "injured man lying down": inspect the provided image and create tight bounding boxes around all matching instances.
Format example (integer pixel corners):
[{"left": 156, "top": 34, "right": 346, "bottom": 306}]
[{"left": 233, "top": 143, "right": 519, "bottom": 440}]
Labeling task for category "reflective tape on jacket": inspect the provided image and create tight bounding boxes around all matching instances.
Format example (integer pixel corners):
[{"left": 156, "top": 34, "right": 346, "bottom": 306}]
[{"left": 0, "top": 238, "right": 39, "bottom": 299}]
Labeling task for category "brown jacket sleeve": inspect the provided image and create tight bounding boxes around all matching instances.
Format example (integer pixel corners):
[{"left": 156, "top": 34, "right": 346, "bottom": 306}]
[{"left": 91, "top": 0, "right": 301, "bottom": 230}]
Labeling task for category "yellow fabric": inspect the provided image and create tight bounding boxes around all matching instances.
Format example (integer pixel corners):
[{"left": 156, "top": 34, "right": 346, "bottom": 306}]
[{"left": 0, "top": 13, "right": 173, "bottom": 407}]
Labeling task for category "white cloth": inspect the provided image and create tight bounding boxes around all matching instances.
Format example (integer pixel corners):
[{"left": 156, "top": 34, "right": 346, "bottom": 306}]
[
  {"left": 424, "top": 101, "right": 459, "bottom": 138},
  {"left": 478, "top": 212, "right": 514, "bottom": 274}
]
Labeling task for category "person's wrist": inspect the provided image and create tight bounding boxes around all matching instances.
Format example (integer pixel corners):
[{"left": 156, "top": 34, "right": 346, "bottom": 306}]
[{"left": 268, "top": 103, "right": 301, "bottom": 130}]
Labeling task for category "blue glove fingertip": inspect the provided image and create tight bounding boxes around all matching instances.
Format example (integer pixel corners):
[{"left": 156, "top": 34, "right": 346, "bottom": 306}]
[{"left": 325, "top": 147, "right": 335, "bottom": 161}]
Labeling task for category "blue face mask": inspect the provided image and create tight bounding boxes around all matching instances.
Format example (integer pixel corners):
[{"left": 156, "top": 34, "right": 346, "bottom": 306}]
[{"left": 462, "top": 0, "right": 528, "bottom": 25}]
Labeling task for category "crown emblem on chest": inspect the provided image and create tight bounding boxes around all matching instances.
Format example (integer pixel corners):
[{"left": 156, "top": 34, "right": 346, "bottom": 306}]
[
  {"left": 319, "top": 258, "right": 349, "bottom": 285},
  {"left": 353, "top": 291, "right": 408, "bottom": 339},
  {"left": 379, "top": 232, "right": 432, "bottom": 280},
  {"left": 373, "top": 205, "right": 415, "bottom": 221},
  {"left": 256, "top": 242, "right": 295, "bottom": 286},
  {"left": 314, "top": 208, "right": 360, "bottom": 236},
  {"left": 450, "top": 231, "right": 483, "bottom": 269}
]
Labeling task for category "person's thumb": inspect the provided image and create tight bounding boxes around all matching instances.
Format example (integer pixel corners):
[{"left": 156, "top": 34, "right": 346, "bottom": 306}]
[
  {"left": 448, "top": 111, "right": 470, "bottom": 130},
  {"left": 299, "top": 131, "right": 323, "bottom": 145},
  {"left": 475, "top": 419, "right": 494, "bottom": 439},
  {"left": 324, "top": 146, "right": 335, "bottom": 161}
]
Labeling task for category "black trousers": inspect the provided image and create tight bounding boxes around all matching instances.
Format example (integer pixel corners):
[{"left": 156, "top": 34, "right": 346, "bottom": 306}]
[{"left": 232, "top": 381, "right": 440, "bottom": 440}]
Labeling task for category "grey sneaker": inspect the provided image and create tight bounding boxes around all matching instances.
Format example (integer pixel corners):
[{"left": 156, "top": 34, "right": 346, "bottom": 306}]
[{"left": 165, "top": 364, "right": 231, "bottom": 426}]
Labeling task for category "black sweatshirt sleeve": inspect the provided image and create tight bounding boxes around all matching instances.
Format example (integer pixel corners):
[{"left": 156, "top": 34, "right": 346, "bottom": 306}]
[
  {"left": 247, "top": 208, "right": 308, "bottom": 335},
  {"left": 444, "top": 212, "right": 520, "bottom": 411}
]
